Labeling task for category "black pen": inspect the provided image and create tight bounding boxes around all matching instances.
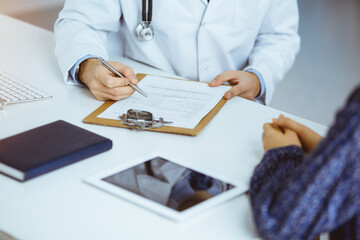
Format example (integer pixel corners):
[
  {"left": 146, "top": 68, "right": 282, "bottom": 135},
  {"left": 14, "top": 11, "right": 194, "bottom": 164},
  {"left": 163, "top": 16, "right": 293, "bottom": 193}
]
[{"left": 97, "top": 57, "right": 148, "bottom": 97}]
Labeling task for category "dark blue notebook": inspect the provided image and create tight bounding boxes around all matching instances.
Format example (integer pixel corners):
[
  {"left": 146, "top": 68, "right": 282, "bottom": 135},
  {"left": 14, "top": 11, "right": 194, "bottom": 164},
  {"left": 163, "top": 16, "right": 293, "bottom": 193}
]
[{"left": 0, "top": 120, "right": 112, "bottom": 182}]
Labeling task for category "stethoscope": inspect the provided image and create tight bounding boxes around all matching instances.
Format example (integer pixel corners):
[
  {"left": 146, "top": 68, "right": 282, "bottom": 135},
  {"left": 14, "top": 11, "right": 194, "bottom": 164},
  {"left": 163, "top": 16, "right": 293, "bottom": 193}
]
[{"left": 135, "top": 0, "right": 154, "bottom": 41}]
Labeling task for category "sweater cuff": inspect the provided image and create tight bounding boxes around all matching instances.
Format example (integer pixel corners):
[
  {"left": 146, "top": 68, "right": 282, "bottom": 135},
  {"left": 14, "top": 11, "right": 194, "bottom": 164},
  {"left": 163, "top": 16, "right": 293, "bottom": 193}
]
[{"left": 250, "top": 145, "right": 304, "bottom": 192}]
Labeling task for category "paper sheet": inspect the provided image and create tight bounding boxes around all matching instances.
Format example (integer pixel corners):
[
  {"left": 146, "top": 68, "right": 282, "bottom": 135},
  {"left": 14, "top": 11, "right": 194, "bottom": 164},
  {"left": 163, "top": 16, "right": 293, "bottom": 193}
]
[{"left": 98, "top": 75, "right": 231, "bottom": 129}]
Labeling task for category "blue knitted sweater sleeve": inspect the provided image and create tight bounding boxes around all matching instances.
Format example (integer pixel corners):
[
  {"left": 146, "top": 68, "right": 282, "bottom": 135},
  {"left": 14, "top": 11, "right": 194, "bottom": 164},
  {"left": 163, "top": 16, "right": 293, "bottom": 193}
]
[{"left": 250, "top": 87, "right": 360, "bottom": 240}]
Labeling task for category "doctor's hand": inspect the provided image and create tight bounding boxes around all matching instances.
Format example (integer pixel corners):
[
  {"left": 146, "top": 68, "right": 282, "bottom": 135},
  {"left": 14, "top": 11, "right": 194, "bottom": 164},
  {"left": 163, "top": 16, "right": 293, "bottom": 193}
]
[
  {"left": 78, "top": 58, "right": 138, "bottom": 101},
  {"left": 208, "top": 70, "right": 261, "bottom": 100}
]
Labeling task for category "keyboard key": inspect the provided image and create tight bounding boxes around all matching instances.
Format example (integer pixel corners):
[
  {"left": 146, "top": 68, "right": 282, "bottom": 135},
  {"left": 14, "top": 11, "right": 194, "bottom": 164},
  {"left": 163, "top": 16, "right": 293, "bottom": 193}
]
[{"left": 0, "top": 71, "right": 52, "bottom": 105}]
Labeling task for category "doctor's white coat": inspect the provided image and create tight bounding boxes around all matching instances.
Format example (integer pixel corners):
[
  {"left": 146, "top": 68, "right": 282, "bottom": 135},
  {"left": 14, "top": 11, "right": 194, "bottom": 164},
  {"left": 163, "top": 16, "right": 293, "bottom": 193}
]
[{"left": 55, "top": 0, "right": 300, "bottom": 104}]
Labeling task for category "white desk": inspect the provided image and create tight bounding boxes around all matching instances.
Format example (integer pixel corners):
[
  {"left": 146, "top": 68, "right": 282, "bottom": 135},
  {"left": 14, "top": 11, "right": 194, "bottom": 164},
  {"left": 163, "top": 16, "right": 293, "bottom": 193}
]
[{"left": 0, "top": 14, "right": 328, "bottom": 240}]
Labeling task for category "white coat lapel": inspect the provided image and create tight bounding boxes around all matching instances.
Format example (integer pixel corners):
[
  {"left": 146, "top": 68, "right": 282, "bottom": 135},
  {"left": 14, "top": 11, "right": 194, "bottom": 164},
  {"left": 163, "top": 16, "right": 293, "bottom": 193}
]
[
  {"left": 201, "top": 0, "right": 225, "bottom": 18},
  {"left": 200, "top": 0, "right": 209, "bottom": 6}
]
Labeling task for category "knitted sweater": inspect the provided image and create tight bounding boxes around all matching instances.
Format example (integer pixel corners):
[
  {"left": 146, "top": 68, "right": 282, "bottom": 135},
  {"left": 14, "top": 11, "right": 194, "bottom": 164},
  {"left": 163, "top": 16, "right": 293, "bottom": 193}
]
[{"left": 250, "top": 86, "right": 360, "bottom": 240}]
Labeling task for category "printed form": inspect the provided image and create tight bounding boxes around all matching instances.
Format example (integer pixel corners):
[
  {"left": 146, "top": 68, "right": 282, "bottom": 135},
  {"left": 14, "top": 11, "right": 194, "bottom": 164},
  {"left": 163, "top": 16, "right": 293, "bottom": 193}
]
[{"left": 98, "top": 75, "right": 231, "bottom": 129}]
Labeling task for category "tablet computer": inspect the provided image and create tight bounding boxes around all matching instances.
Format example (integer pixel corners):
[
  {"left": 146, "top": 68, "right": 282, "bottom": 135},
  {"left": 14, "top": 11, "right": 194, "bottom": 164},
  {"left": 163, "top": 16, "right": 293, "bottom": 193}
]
[{"left": 85, "top": 153, "right": 243, "bottom": 222}]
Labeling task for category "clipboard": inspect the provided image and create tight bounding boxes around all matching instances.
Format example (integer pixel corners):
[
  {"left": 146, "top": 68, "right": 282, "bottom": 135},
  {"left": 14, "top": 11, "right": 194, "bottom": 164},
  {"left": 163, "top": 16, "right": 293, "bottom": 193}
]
[{"left": 83, "top": 74, "right": 228, "bottom": 136}]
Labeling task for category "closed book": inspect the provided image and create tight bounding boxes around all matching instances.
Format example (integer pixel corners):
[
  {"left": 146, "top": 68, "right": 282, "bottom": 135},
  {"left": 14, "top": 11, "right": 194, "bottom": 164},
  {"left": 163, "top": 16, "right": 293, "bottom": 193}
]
[{"left": 0, "top": 120, "right": 112, "bottom": 182}]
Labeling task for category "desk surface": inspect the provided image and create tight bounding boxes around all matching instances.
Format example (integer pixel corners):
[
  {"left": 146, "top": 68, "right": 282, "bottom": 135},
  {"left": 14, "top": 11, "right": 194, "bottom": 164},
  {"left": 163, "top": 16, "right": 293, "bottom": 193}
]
[{"left": 0, "top": 14, "right": 328, "bottom": 240}]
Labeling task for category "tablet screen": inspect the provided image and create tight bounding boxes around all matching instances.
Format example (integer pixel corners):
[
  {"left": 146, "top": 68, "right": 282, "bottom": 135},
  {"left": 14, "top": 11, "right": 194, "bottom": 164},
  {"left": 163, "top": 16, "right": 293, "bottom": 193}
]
[{"left": 102, "top": 156, "right": 235, "bottom": 212}]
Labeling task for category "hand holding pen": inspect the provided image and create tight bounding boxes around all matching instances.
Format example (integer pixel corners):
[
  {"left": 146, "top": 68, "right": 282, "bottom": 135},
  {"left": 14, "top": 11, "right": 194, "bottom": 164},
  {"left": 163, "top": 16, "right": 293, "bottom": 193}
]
[
  {"left": 97, "top": 57, "right": 147, "bottom": 97},
  {"left": 78, "top": 57, "right": 147, "bottom": 101}
]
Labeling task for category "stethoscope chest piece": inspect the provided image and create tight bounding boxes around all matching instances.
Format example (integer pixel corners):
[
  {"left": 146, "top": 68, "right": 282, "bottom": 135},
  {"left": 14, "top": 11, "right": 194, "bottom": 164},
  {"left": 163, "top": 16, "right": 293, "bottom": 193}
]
[
  {"left": 135, "top": 0, "right": 154, "bottom": 41},
  {"left": 135, "top": 21, "right": 154, "bottom": 41}
]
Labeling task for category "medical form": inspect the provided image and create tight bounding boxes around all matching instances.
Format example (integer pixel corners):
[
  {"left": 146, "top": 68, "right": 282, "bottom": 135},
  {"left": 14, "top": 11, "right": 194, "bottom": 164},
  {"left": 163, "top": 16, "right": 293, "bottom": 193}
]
[{"left": 98, "top": 75, "right": 231, "bottom": 129}]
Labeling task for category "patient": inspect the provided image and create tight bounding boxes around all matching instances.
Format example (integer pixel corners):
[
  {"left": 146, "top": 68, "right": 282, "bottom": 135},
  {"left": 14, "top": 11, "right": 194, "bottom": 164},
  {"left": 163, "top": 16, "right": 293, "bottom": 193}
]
[{"left": 249, "top": 86, "right": 360, "bottom": 240}]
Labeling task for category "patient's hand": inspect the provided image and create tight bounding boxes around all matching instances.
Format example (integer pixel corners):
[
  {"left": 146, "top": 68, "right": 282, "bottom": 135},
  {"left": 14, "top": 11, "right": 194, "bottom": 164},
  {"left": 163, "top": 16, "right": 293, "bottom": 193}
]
[
  {"left": 272, "top": 114, "right": 323, "bottom": 153},
  {"left": 262, "top": 123, "right": 302, "bottom": 151}
]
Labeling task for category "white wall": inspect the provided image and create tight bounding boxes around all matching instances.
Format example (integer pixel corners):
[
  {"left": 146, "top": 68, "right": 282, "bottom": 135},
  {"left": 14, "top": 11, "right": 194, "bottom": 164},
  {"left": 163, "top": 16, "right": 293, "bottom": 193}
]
[
  {"left": 0, "top": 0, "right": 64, "bottom": 30},
  {"left": 270, "top": 0, "right": 360, "bottom": 126},
  {"left": 0, "top": 0, "right": 64, "bottom": 15}
]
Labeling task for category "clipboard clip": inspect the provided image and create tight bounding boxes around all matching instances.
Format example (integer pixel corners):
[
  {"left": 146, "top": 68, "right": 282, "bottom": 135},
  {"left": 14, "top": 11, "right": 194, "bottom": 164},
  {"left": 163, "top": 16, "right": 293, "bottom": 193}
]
[{"left": 120, "top": 109, "right": 173, "bottom": 130}]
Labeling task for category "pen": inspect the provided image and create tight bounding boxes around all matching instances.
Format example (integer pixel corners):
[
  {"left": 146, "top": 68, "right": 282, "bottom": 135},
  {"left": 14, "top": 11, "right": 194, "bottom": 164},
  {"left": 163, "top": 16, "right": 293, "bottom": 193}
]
[{"left": 97, "top": 57, "right": 148, "bottom": 97}]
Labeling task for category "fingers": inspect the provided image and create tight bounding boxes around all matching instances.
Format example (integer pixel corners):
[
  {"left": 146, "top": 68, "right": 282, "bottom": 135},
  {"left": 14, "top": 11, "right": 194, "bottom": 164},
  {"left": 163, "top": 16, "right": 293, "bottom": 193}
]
[
  {"left": 283, "top": 128, "right": 302, "bottom": 148},
  {"left": 95, "top": 70, "right": 130, "bottom": 88},
  {"left": 262, "top": 123, "right": 274, "bottom": 132},
  {"left": 262, "top": 122, "right": 302, "bottom": 151},
  {"left": 224, "top": 84, "right": 248, "bottom": 100},
  {"left": 273, "top": 114, "right": 316, "bottom": 141},
  {"left": 209, "top": 71, "right": 238, "bottom": 87},
  {"left": 273, "top": 115, "right": 322, "bottom": 153},
  {"left": 272, "top": 115, "right": 303, "bottom": 142},
  {"left": 262, "top": 123, "right": 282, "bottom": 137},
  {"left": 283, "top": 127, "right": 297, "bottom": 137},
  {"left": 209, "top": 71, "right": 260, "bottom": 100},
  {"left": 273, "top": 114, "right": 301, "bottom": 132},
  {"left": 108, "top": 61, "right": 138, "bottom": 84},
  {"left": 90, "top": 85, "right": 135, "bottom": 101},
  {"left": 93, "top": 60, "right": 138, "bottom": 87},
  {"left": 93, "top": 86, "right": 133, "bottom": 101},
  {"left": 90, "top": 68, "right": 129, "bottom": 89},
  {"left": 80, "top": 59, "right": 138, "bottom": 101},
  {"left": 263, "top": 122, "right": 283, "bottom": 133},
  {"left": 262, "top": 123, "right": 271, "bottom": 148},
  {"left": 262, "top": 123, "right": 282, "bottom": 151}
]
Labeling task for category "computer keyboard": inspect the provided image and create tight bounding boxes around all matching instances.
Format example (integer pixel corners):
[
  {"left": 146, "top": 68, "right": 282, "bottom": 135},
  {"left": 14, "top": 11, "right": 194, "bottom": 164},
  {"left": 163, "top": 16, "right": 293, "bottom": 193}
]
[{"left": 0, "top": 71, "right": 52, "bottom": 109}]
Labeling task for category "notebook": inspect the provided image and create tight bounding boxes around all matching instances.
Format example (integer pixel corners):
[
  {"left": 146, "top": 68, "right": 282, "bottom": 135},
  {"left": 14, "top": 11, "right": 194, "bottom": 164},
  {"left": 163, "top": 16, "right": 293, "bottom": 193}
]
[{"left": 0, "top": 120, "right": 112, "bottom": 182}]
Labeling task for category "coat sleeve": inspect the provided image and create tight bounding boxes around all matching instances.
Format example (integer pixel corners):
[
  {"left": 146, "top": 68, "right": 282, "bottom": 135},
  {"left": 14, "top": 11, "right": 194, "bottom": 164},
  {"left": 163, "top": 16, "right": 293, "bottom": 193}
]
[
  {"left": 245, "top": 0, "right": 301, "bottom": 104},
  {"left": 250, "top": 87, "right": 360, "bottom": 239},
  {"left": 54, "top": 0, "right": 122, "bottom": 83}
]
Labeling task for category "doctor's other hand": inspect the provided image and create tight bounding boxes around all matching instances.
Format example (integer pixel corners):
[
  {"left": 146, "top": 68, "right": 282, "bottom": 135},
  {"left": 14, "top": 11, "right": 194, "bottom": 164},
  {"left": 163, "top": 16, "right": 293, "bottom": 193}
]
[
  {"left": 208, "top": 70, "right": 261, "bottom": 100},
  {"left": 78, "top": 58, "right": 138, "bottom": 101},
  {"left": 272, "top": 114, "right": 323, "bottom": 153},
  {"left": 262, "top": 123, "right": 302, "bottom": 152}
]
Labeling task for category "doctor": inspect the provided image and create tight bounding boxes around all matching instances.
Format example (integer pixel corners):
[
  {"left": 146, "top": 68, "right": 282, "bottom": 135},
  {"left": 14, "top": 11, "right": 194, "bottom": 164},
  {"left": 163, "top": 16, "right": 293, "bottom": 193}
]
[{"left": 55, "top": 0, "right": 300, "bottom": 105}]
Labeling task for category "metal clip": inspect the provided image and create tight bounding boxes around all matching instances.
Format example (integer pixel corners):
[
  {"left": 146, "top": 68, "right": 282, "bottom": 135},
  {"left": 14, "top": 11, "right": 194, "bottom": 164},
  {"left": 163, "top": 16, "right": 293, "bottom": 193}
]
[{"left": 120, "top": 109, "right": 172, "bottom": 130}]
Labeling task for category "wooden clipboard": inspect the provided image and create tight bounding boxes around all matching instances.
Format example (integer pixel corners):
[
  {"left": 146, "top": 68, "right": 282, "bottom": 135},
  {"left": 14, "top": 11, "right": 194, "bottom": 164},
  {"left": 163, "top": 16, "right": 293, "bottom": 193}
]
[{"left": 83, "top": 74, "right": 228, "bottom": 136}]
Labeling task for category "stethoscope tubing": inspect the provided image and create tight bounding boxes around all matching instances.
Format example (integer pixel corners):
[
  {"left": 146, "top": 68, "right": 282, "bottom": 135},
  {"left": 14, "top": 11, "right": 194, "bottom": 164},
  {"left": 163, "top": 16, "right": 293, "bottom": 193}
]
[
  {"left": 136, "top": 0, "right": 154, "bottom": 41},
  {"left": 142, "top": 0, "right": 152, "bottom": 22}
]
